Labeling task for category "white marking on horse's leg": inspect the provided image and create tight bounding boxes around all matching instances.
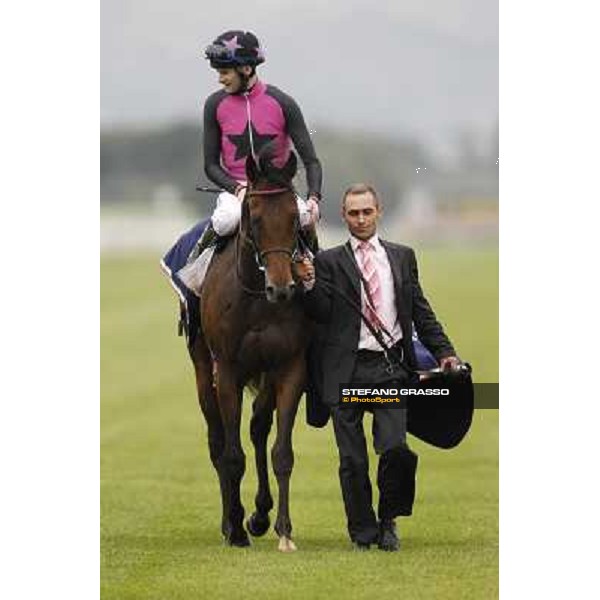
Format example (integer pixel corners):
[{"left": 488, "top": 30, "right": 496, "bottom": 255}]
[{"left": 277, "top": 536, "right": 297, "bottom": 553}]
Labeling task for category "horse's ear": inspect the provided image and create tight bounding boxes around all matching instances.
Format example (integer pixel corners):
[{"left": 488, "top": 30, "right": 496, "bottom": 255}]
[
  {"left": 281, "top": 152, "right": 298, "bottom": 181},
  {"left": 258, "top": 153, "right": 272, "bottom": 176},
  {"left": 246, "top": 154, "right": 259, "bottom": 184},
  {"left": 257, "top": 140, "right": 276, "bottom": 172}
]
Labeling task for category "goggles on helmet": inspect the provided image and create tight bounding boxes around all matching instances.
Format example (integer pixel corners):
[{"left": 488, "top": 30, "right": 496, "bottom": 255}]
[{"left": 204, "top": 44, "right": 235, "bottom": 61}]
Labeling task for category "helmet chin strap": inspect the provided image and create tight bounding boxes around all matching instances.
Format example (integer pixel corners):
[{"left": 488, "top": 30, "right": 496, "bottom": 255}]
[{"left": 233, "top": 67, "right": 256, "bottom": 95}]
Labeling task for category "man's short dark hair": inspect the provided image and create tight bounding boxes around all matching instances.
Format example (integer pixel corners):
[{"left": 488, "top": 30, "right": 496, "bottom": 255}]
[{"left": 342, "top": 183, "right": 381, "bottom": 209}]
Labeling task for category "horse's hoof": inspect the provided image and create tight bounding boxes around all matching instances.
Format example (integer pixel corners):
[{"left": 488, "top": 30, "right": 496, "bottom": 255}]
[
  {"left": 277, "top": 536, "right": 297, "bottom": 553},
  {"left": 246, "top": 513, "right": 270, "bottom": 537},
  {"left": 231, "top": 537, "right": 251, "bottom": 548},
  {"left": 224, "top": 529, "right": 251, "bottom": 548}
]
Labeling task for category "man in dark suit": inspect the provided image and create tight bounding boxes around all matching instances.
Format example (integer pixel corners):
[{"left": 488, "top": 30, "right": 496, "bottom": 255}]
[{"left": 297, "top": 183, "right": 460, "bottom": 551}]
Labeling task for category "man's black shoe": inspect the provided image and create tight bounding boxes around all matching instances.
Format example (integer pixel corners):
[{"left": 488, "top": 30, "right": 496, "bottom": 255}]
[{"left": 378, "top": 520, "right": 400, "bottom": 552}]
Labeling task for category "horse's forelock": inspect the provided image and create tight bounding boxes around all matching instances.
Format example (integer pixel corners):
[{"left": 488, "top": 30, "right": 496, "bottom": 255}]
[{"left": 254, "top": 152, "right": 296, "bottom": 188}]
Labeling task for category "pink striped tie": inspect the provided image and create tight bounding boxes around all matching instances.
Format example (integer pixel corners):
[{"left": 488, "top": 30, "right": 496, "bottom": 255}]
[{"left": 357, "top": 241, "right": 383, "bottom": 330}]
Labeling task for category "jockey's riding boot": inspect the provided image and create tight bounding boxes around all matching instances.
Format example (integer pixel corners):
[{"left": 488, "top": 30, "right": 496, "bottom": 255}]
[
  {"left": 187, "top": 221, "right": 219, "bottom": 264},
  {"left": 178, "top": 222, "right": 220, "bottom": 296},
  {"left": 303, "top": 223, "right": 320, "bottom": 254}
]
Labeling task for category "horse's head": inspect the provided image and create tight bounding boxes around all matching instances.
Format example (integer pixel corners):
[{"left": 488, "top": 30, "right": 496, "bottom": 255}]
[{"left": 242, "top": 152, "right": 299, "bottom": 303}]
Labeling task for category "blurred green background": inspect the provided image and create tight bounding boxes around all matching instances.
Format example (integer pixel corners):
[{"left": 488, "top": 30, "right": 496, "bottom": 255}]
[{"left": 101, "top": 247, "right": 498, "bottom": 599}]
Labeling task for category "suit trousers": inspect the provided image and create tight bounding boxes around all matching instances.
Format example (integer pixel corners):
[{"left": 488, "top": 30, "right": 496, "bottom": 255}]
[{"left": 331, "top": 349, "right": 418, "bottom": 544}]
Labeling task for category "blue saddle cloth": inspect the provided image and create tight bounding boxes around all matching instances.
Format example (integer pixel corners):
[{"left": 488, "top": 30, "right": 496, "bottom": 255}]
[{"left": 160, "top": 218, "right": 210, "bottom": 348}]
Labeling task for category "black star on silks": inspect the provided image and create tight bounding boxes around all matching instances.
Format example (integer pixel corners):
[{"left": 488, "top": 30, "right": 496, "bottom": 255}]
[{"left": 227, "top": 122, "right": 277, "bottom": 161}]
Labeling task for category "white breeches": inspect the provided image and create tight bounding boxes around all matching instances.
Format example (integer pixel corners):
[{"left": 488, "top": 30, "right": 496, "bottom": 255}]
[{"left": 211, "top": 191, "right": 312, "bottom": 236}]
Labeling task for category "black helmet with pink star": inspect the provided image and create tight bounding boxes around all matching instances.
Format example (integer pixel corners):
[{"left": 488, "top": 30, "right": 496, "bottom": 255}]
[{"left": 204, "top": 31, "right": 265, "bottom": 68}]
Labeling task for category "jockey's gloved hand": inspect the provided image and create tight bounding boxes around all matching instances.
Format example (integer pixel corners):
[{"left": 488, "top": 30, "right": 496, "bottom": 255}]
[{"left": 306, "top": 196, "right": 320, "bottom": 225}]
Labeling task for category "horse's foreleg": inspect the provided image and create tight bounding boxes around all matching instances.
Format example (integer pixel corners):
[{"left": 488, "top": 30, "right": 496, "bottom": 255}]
[
  {"left": 247, "top": 382, "right": 275, "bottom": 537},
  {"left": 190, "top": 337, "right": 229, "bottom": 539},
  {"left": 216, "top": 361, "right": 249, "bottom": 547},
  {"left": 271, "top": 356, "right": 305, "bottom": 552}
]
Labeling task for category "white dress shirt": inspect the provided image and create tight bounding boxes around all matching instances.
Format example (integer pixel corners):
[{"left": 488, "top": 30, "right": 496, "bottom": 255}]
[{"left": 350, "top": 234, "right": 403, "bottom": 351}]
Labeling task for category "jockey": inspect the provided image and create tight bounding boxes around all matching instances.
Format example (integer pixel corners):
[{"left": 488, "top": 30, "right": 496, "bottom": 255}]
[{"left": 182, "top": 30, "right": 323, "bottom": 285}]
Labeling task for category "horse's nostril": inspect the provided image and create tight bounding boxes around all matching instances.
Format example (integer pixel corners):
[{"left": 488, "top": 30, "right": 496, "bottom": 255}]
[
  {"left": 265, "top": 285, "right": 277, "bottom": 303},
  {"left": 266, "top": 283, "right": 295, "bottom": 303}
]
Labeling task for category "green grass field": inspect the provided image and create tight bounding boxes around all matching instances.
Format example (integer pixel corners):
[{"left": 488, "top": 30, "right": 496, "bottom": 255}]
[{"left": 101, "top": 247, "right": 498, "bottom": 599}]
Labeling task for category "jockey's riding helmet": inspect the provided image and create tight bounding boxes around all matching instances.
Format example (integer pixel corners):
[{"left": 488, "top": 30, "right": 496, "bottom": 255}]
[{"left": 204, "top": 31, "right": 265, "bottom": 69}]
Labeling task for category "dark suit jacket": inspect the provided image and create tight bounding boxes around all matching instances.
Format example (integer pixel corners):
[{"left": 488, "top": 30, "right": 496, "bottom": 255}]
[{"left": 303, "top": 239, "right": 455, "bottom": 407}]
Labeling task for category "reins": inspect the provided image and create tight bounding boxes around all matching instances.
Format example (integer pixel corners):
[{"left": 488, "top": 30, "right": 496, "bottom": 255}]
[{"left": 236, "top": 184, "right": 301, "bottom": 295}]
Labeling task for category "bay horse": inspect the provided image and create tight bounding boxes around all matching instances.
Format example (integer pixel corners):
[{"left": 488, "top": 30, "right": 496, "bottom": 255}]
[{"left": 188, "top": 152, "right": 311, "bottom": 552}]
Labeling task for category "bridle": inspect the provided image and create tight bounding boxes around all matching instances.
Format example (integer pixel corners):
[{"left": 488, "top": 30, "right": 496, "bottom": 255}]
[{"left": 236, "top": 185, "right": 302, "bottom": 295}]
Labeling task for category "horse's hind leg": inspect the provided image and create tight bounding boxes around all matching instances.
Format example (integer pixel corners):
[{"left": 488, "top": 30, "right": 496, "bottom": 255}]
[
  {"left": 247, "top": 381, "right": 275, "bottom": 537},
  {"left": 271, "top": 356, "right": 305, "bottom": 552},
  {"left": 189, "top": 335, "right": 229, "bottom": 539}
]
